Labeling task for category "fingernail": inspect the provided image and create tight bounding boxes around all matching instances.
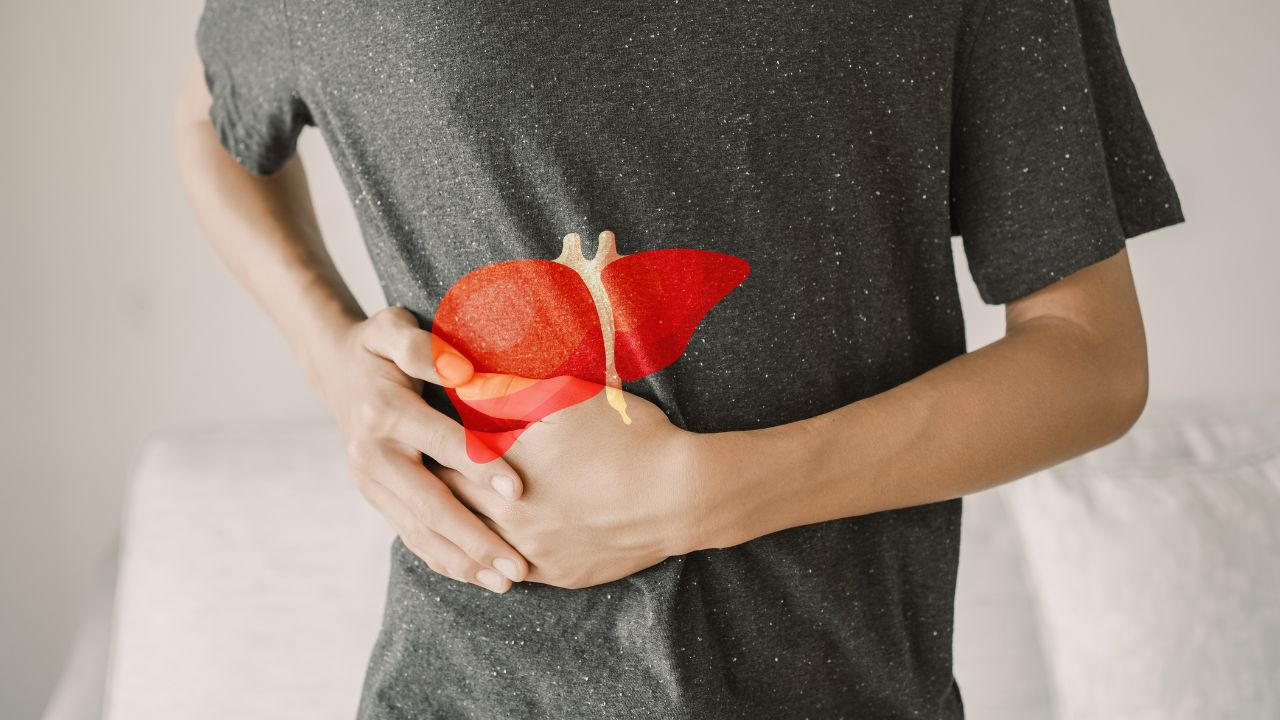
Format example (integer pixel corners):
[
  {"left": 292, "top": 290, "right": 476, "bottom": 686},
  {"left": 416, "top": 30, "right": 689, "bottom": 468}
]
[
  {"left": 493, "top": 557, "right": 520, "bottom": 582},
  {"left": 435, "top": 352, "right": 472, "bottom": 385},
  {"left": 476, "top": 568, "right": 506, "bottom": 592},
  {"left": 491, "top": 475, "right": 516, "bottom": 500}
]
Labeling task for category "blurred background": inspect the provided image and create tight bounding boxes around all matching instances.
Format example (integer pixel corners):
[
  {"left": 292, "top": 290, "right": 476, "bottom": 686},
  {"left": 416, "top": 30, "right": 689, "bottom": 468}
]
[{"left": 2, "top": 1, "right": 1277, "bottom": 719}]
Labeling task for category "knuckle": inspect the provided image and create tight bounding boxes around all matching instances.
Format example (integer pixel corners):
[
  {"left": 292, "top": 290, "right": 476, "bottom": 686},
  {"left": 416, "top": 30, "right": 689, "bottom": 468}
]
[
  {"left": 458, "top": 536, "right": 490, "bottom": 564},
  {"left": 418, "top": 425, "right": 448, "bottom": 458},
  {"left": 355, "top": 398, "right": 382, "bottom": 427},
  {"left": 345, "top": 438, "right": 376, "bottom": 469},
  {"left": 410, "top": 504, "right": 436, "bottom": 532},
  {"left": 407, "top": 329, "right": 433, "bottom": 359},
  {"left": 525, "top": 540, "right": 553, "bottom": 564},
  {"left": 446, "top": 561, "right": 476, "bottom": 583},
  {"left": 406, "top": 489, "right": 440, "bottom": 529},
  {"left": 374, "top": 403, "right": 402, "bottom": 438},
  {"left": 392, "top": 326, "right": 424, "bottom": 363},
  {"left": 378, "top": 305, "right": 415, "bottom": 327},
  {"left": 357, "top": 394, "right": 398, "bottom": 436},
  {"left": 392, "top": 305, "right": 419, "bottom": 325},
  {"left": 367, "top": 310, "right": 394, "bottom": 336},
  {"left": 487, "top": 500, "right": 519, "bottom": 526},
  {"left": 402, "top": 529, "right": 433, "bottom": 560},
  {"left": 373, "top": 383, "right": 403, "bottom": 408}
]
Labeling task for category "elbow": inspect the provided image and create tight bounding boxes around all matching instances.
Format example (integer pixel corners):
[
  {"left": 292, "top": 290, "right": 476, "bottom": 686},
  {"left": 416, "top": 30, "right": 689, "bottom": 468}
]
[
  {"left": 1114, "top": 356, "right": 1149, "bottom": 440},
  {"left": 1061, "top": 313, "right": 1149, "bottom": 447},
  {"left": 1103, "top": 340, "right": 1150, "bottom": 444},
  {"left": 173, "top": 60, "right": 214, "bottom": 142},
  {"left": 173, "top": 62, "right": 219, "bottom": 187}
]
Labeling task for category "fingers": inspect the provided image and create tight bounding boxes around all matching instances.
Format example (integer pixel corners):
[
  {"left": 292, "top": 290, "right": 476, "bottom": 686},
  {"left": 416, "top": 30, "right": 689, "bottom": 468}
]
[
  {"left": 356, "top": 443, "right": 529, "bottom": 587},
  {"left": 381, "top": 383, "right": 525, "bottom": 500},
  {"left": 342, "top": 307, "right": 534, "bottom": 592},
  {"left": 359, "top": 477, "right": 517, "bottom": 593},
  {"left": 362, "top": 305, "right": 473, "bottom": 387},
  {"left": 454, "top": 372, "right": 542, "bottom": 403},
  {"left": 454, "top": 373, "right": 603, "bottom": 424},
  {"left": 432, "top": 462, "right": 504, "bottom": 525}
]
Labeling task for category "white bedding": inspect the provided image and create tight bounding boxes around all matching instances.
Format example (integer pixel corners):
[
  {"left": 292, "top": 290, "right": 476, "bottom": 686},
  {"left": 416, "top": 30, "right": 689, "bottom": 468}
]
[{"left": 66, "top": 401, "right": 1278, "bottom": 720}]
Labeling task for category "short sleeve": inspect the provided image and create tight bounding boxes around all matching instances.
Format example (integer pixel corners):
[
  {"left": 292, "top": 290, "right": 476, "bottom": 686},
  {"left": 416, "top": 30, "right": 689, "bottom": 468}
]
[
  {"left": 195, "top": 0, "right": 313, "bottom": 176},
  {"left": 948, "top": 0, "right": 1186, "bottom": 305}
]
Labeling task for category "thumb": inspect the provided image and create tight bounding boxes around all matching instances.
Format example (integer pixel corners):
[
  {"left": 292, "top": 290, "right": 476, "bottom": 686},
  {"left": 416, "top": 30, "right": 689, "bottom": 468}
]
[{"left": 455, "top": 373, "right": 602, "bottom": 423}]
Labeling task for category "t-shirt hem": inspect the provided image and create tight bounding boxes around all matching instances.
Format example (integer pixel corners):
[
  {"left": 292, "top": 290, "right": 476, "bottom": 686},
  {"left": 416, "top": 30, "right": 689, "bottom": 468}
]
[
  {"left": 198, "top": 64, "right": 297, "bottom": 177},
  {"left": 1118, "top": 203, "right": 1187, "bottom": 243},
  {"left": 206, "top": 104, "right": 294, "bottom": 177},
  {"left": 974, "top": 205, "right": 1185, "bottom": 306}
]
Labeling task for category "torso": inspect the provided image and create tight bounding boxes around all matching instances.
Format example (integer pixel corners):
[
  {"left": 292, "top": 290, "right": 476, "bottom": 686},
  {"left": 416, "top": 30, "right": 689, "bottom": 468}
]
[{"left": 291, "top": 2, "right": 975, "bottom": 717}]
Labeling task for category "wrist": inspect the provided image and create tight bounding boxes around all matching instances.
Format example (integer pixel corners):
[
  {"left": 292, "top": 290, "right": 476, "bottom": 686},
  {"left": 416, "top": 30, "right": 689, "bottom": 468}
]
[
  {"left": 288, "top": 281, "right": 365, "bottom": 393},
  {"left": 674, "top": 421, "right": 817, "bottom": 554},
  {"left": 675, "top": 422, "right": 783, "bottom": 550}
]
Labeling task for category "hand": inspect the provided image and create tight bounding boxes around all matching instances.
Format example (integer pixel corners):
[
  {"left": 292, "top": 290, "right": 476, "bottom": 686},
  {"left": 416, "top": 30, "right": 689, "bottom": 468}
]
[
  {"left": 309, "top": 306, "right": 532, "bottom": 593},
  {"left": 434, "top": 377, "right": 705, "bottom": 589}
]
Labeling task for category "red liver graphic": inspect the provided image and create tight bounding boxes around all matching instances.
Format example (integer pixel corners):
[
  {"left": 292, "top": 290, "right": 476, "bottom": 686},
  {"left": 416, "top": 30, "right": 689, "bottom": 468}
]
[{"left": 431, "top": 230, "right": 749, "bottom": 462}]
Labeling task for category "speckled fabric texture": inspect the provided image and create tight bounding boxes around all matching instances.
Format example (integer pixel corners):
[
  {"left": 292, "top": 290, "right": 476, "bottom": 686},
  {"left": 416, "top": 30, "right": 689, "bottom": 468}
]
[{"left": 195, "top": 1, "right": 1184, "bottom": 717}]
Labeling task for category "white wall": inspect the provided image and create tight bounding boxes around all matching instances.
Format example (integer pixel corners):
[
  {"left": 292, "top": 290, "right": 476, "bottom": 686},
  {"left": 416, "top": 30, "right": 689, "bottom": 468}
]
[
  {"left": 0, "top": 4, "right": 381, "bottom": 718},
  {"left": 1, "top": 1, "right": 1275, "bottom": 718}
]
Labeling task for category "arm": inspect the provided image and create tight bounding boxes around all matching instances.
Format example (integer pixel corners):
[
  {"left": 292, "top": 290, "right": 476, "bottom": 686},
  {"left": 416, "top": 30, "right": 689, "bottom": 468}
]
[
  {"left": 430, "top": 249, "right": 1146, "bottom": 588},
  {"left": 173, "top": 60, "right": 530, "bottom": 592},
  {"left": 173, "top": 64, "right": 359, "bottom": 380},
  {"left": 690, "top": 248, "right": 1148, "bottom": 550},
  {"left": 308, "top": 238, "right": 1145, "bottom": 580}
]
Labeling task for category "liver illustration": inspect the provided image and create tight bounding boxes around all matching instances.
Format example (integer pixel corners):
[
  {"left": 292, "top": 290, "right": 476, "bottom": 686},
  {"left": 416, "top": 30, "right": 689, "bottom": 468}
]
[{"left": 431, "top": 230, "right": 750, "bottom": 462}]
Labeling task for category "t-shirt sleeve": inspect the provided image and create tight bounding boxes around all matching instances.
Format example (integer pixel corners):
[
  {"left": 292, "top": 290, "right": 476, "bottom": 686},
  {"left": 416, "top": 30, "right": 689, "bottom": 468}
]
[
  {"left": 195, "top": 0, "right": 313, "bottom": 176},
  {"left": 948, "top": 0, "right": 1185, "bottom": 305}
]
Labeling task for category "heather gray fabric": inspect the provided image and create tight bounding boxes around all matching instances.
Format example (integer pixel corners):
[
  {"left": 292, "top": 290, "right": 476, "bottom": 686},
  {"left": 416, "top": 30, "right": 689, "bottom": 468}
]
[{"left": 195, "top": 1, "right": 1184, "bottom": 717}]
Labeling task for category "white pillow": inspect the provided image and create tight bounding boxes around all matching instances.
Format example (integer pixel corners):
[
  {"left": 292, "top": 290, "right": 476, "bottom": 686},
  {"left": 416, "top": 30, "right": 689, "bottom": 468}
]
[
  {"left": 104, "top": 423, "right": 393, "bottom": 720},
  {"left": 953, "top": 486, "right": 1055, "bottom": 720},
  {"left": 1005, "top": 401, "right": 1280, "bottom": 720}
]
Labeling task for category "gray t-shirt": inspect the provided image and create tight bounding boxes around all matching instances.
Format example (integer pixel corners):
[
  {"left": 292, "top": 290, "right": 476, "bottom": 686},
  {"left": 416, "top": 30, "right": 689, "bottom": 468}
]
[{"left": 196, "top": 1, "right": 1184, "bottom": 717}]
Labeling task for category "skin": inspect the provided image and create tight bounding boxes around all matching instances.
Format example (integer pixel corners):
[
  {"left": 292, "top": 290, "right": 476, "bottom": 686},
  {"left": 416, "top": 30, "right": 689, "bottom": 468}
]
[
  {"left": 443, "top": 243, "right": 1149, "bottom": 589},
  {"left": 175, "top": 58, "right": 1149, "bottom": 592},
  {"left": 175, "top": 62, "right": 530, "bottom": 594}
]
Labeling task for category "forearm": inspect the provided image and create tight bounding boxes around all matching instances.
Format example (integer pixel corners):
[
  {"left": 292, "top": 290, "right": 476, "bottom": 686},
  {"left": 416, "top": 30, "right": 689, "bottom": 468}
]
[
  {"left": 691, "top": 292, "right": 1148, "bottom": 550},
  {"left": 174, "top": 63, "right": 362, "bottom": 385}
]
